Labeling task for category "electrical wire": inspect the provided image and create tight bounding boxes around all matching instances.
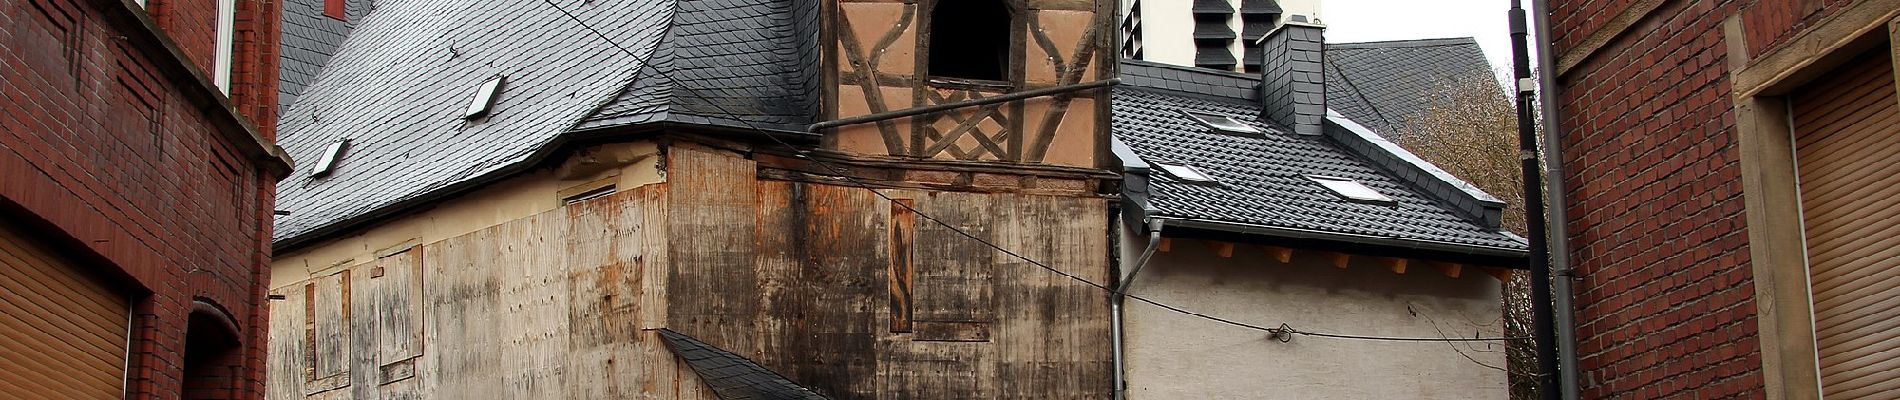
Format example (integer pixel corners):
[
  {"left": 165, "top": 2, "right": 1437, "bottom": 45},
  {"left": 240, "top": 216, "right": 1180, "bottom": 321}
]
[{"left": 536, "top": 0, "right": 1526, "bottom": 344}]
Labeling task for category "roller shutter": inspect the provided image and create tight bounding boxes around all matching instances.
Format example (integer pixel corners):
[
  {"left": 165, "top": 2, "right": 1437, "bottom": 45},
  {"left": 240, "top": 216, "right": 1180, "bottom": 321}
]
[
  {"left": 0, "top": 219, "right": 130, "bottom": 399},
  {"left": 1791, "top": 47, "right": 1900, "bottom": 399}
]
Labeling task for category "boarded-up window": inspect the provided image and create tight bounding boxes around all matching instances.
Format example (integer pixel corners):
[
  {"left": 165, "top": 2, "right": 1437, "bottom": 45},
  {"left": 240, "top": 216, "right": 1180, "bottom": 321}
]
[
  {"left": 1791, "top": 46, "right": 1900, "bottom": 399},
  {"left": 891, "top": 195, "right": 995, "bottom": 342}
]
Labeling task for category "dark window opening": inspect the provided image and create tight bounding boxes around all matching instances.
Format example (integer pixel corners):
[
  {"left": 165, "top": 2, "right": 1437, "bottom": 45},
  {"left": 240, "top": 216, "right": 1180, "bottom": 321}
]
[
  {"left": 182, "top": 309, "right": 244, "bottom": 400},
  {"left": 928, "top": 0, "right": 1009, "bottom": 82}
]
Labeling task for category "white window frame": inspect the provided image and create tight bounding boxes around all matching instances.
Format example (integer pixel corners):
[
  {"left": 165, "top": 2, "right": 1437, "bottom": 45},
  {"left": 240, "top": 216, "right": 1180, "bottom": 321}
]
[
  {"left": 214, "top": 0, "right": 236, "bottom": 94},
  {"left": 1306, "top": 175, "right": 1394, "bottom": 204},
  {"left": 1183, "top": 111, "right": 1262, "bottom": 135},
  {"left": 1152, "top": 162, "right": 1217, "bottom": 183}
]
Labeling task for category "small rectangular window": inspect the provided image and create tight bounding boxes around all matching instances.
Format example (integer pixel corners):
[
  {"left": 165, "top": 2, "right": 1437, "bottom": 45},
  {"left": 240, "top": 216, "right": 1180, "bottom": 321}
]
[
  {"left": 213, "top": 0, "right": 235, "bottom": 94},
  {"left": 1307, "top": 175, "right": 1394, "bottom": 204},
  {"left": 1153, "top": 162, "right": 1217, "bottom": 183},
  {"left": 1185, "top": 112, "right": 1261, "bottom": 135},
  {"left": 324, "top": 0, "right": 347, "bottom": 21},
  {"left": 311, "top": 139, "right": 349, "bottom": 178},
  {"left": 463, "top": 76, "right": 505, "bottom": 120}
]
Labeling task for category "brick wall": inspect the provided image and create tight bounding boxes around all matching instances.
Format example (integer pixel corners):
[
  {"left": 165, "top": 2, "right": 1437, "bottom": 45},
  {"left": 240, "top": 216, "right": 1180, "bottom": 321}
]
[
  {"left": 1551, "top": 0, "right": 1854, "bottom": 398},
  {"left": 0, "top": 0, "right": 279, "bottom": 398}
]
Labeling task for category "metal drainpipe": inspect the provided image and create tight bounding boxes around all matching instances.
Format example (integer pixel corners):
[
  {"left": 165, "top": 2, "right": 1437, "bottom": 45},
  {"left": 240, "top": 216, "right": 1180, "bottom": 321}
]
[
  {"left": 1112, "top": 219, "right": 1164, "bottom": 400},
  {"left": 1527, "top": 0, "right": 1581, "bottom": 397}
]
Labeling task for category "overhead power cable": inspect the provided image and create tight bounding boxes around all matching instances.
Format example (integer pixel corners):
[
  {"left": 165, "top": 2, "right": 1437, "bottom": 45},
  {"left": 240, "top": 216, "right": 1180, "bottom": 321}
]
[{"left": 535, "top": 0, "right": 1525, "bottom": 344}]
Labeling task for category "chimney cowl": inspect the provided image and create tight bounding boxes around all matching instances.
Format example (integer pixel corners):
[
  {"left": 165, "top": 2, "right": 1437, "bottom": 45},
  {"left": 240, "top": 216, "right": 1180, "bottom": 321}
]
[{"left": 1255, "top": 21, "right": 1326, "bottom": 135}]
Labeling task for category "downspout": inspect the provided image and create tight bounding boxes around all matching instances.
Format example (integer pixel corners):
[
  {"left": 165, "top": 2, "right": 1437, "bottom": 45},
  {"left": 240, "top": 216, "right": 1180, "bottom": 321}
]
[
  {"left": 1112, "top": 219, "right": 1164, "bottom": 400},
  {"left": 1527, "top": 0, "right": 1581, "bottom": 397},
  {"left": 1507, "top": 3, "right": 1561, "bottom": 400}
]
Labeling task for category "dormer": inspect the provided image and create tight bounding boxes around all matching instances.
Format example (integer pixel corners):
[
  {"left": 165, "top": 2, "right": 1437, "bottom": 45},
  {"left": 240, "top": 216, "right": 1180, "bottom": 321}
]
[{"left": 819, "top": 0, "right": 1116, "bottom": 169}]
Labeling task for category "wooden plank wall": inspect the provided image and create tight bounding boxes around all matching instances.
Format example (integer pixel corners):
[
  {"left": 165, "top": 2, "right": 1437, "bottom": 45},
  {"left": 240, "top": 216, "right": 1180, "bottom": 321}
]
[
  {"left": 266, "top": 144, "right": 1110, "bottom": 399},
  {"left": 666, "top": 144, "right": 1112, "bottom": 399}
]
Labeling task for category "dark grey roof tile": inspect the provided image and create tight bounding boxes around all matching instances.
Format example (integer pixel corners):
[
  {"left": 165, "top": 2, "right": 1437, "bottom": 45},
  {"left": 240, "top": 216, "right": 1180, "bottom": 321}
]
[{"left": 1112, "top": 63, "right": 1524, "bottom": 252}]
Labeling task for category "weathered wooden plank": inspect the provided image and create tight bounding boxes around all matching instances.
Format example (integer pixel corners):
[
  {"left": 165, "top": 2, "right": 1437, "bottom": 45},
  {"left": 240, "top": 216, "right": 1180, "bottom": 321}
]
[
  {"left": 889, "top": 198, "right": 917, "bottom": 333},
  {"left": 562, "top": 189, "right": 653, "bottom": 399},
  {"left": 422, "top": 222, "right": 508, "bottom": 398},
  {"left": 911, "top": 191, "right": 997, "bottom": 329},
  {"left": 307, "top": 270, "right": 351, "bottom": 396},
  {"left": 991, "top": 194, "right": 1112, "bottom": 398},
  {"left": 665, "top": 144, "right": 763, "bottom": 360},
  {"left": 776, "top": 183, "right": 889, "bottom": 398},
  {"left": 265, "top": 285, "right": 308, "bottom": 399}
]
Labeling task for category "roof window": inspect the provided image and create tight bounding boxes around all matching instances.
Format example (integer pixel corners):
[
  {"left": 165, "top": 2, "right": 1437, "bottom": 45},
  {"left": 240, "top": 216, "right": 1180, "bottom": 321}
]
[
  {"left": 311, "top": 139, "right": 350, "bottom": 178},
  {"left": 1154, "top": 162, "right": 1217, "bottom": 183},
  {"left": 1185, "top": 112, "right": 1261, "bottom": 135},
  {"left": 463, "top": 76, "right": 505, "bottom": 119},
  {"left": 1306, "top": 175, "right": 1394, "bottom": 204}
]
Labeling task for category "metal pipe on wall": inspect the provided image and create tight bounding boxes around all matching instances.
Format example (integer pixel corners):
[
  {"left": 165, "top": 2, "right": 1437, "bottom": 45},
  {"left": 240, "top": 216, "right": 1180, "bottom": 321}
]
[
  {"left": 1526, "top": 0, "right": 1582, "bottom": 397},
  {"left": 1111, "top": 219, "right": 1164, "bottom": 400},
  {"left": 1507, "top": 2, "right": 1562, "bottom": 399}
]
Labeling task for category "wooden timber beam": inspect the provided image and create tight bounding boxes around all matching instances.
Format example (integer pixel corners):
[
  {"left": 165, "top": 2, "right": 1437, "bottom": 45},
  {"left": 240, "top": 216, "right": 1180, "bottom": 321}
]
[
  {"left": 1482, "top": 267, "right": 1512, "bottom": 282},
  {"left": 1429, "top": 262, "right": 1464, "bottom": 278},
  {"left": 1324, "top": 252, "right": 1350, "bottom": 269},
  {"left": 1264, "top": 246, "right": 1293, "bottom": 263},
  {"left": 1157, "top": 238, "right": 1172, "bottom": 253},
  {"left": 1382, "top": 258, "right": 1408, "bottom": 274},
  {"left": 1201, "top": 240, "right": 1235, "bottom": 258}
]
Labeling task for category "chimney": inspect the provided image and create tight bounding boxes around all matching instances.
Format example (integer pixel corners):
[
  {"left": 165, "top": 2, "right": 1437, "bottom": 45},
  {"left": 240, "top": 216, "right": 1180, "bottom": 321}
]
[{"left": 1256, "top": 16, "right": 1325, "bottom": 135}]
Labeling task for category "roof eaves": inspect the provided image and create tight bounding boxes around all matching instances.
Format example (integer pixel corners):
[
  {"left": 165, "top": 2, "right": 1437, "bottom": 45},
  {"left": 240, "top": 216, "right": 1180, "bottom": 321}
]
[{"left": 1156, "top": 216, "right": 1529, "bottom": 261}]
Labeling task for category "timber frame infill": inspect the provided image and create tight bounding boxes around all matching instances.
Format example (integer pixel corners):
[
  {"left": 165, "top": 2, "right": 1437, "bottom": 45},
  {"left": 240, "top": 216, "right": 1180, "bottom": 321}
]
[
  {"left": 820, "top": 0, "right": 1117, "bottom": 165},
  {"left": 1724, "top": 3, "right": 1900, "bottom": 399}
]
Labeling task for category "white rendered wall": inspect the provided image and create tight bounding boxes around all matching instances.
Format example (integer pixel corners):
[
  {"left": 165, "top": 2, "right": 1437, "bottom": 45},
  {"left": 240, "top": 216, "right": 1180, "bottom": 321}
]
[
  {"left": 1118, "top": 227, "right": 1508, "bottom": 399},
  {"left": 1126, "top": 0, "right": 1327, "bottom": 70}
]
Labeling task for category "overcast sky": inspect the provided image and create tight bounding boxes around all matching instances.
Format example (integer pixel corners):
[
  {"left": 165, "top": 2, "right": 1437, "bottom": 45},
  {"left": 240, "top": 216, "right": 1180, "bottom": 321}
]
[{"left": 1321, "top": 0, "right": 1536, "bottom": 79}]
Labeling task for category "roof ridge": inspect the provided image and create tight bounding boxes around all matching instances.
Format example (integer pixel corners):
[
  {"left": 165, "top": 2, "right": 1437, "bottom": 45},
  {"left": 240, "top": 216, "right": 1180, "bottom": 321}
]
[
  {"left": 1120, "top": 59, "right": 1260, "bottom": 80},
  {"left": 1326, "top": 37, "right": 1477, "bottom": 49}
]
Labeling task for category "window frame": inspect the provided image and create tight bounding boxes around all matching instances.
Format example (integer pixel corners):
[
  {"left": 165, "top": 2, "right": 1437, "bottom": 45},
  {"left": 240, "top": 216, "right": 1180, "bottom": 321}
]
[{"left": 213, "top": 0, "right": 236, "bottom": 94}]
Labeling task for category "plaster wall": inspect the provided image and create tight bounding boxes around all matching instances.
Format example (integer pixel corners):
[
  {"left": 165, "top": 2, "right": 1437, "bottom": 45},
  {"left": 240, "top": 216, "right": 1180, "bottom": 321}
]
[
  {"left": 270, "top": 141, "right": 665, "bottom": 288},
  {"left": 1128, "top": 0, "right": 1323, "bottom": 69},
  {"left": 1120, "top": 230, "right": 1506, "bottom": 399}
]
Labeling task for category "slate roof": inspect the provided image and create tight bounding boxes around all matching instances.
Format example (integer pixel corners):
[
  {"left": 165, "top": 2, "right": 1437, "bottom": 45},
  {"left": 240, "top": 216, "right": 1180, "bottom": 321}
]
[
  {"left": 1113, "top": 60, "right": 1525, "bottom": 253},
  {"left": 658, "top": 329, "right": 829, "bottom": 400},
  {"left": 1323, "top": 37, "right": 1499, "bottom": 137},
  {"left": 278, "top": 0, "right": 373, "bottom": 111},
  {"left": 272, "top": 0, "right": 818, "bottom": 247}
]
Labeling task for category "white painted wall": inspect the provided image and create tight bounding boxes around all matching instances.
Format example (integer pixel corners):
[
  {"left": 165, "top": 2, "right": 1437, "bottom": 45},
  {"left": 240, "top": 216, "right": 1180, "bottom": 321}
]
[
  {"left": 1118, "top": 228, "right": 1508, "bottom": 399},
  {"left": 1124, "top": 0, "right": 1327, "bottom": 70}
]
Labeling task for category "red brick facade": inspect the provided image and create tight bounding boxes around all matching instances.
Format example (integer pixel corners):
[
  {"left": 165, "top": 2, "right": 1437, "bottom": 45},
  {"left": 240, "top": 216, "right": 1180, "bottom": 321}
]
[
  {"left": 1549, "top": 0, "right": 1862, "bottom": 398},
  {"left": 1, "top": 0, "right": 282, "bottom": 398}
]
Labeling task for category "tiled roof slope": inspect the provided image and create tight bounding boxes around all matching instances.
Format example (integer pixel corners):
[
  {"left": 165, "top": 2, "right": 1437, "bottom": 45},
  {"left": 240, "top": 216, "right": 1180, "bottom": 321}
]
[
  {"left": 658, "top": 329, "right": 830, "bottom": 400},
  {"left": 574, "top": 0, "right": 821, "bottom": 132},
  {"left": 279, "top": 0, "right": 373, "bottom": 111},
  {"left": 1113, "top": 61, "right": 1525, "bottom": 252},
  {"left": 1324, "top": 37, "right": 1497, "bottom": 136},
  {"left": 273, "top": 0, "right": 819, "bottom": 246}
]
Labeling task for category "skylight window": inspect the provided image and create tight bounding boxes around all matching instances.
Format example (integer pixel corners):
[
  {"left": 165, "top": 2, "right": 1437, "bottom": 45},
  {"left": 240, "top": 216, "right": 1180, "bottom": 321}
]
[
  {"left": 311, "top": 139, "right": 349, "bottom": 178},
  {"left": 1154, "top": 162, "right": 1217, "bottom": 183},
  {"left": 1185, "top": 112, "right": 1261, "bottom": 134},
  {"left": 463, "top": 76, "right": 505, "bottom": 119},
  {"left": 1307, "top": 175, "right": 1394, "bottom": 204}
]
